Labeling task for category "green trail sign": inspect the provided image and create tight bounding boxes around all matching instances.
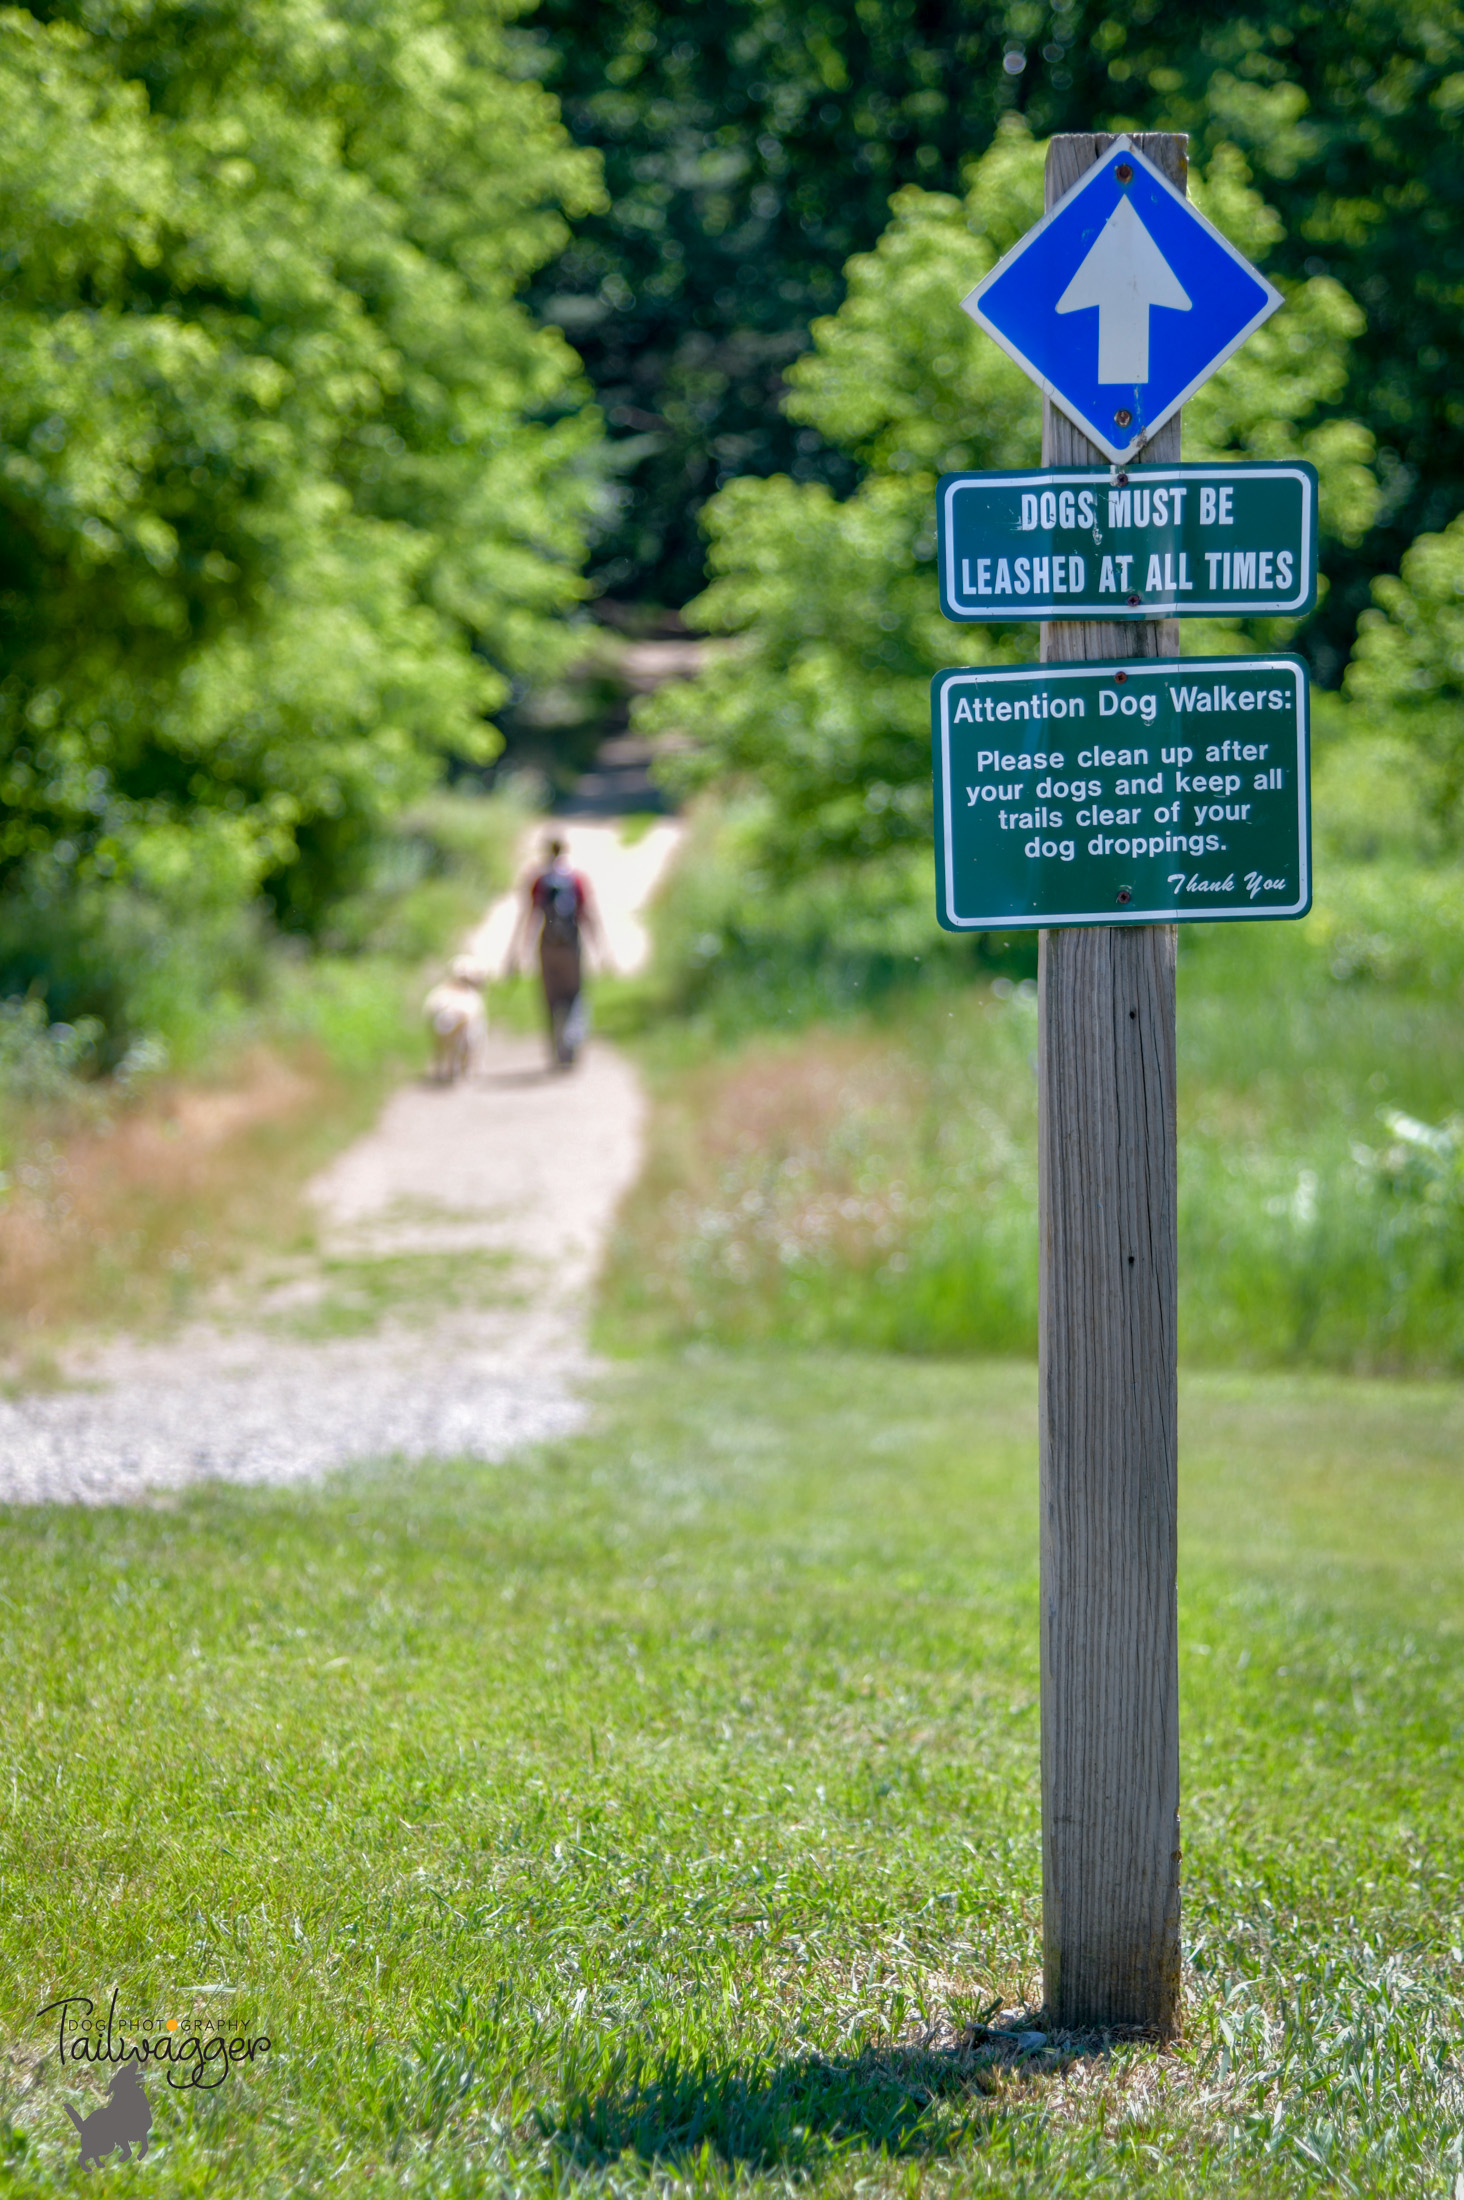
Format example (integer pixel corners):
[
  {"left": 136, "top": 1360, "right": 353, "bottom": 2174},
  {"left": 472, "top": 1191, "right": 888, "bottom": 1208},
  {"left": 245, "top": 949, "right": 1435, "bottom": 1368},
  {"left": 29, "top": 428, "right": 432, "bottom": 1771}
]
[
  {"left": 937, "top": 462, "right": 1316, "bottom": 621},
  {"left": 932, "top": 653, "right": 1311, "bottom": 930}
]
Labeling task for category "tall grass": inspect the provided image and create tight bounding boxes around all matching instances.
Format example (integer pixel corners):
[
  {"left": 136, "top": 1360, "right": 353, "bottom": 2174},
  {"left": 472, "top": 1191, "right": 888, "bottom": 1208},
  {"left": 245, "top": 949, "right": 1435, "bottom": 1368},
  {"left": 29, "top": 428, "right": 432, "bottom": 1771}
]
[
  {"left": 603, "top": 994, "right": 1041, "bottom": 1355},
  {"left": 604, "top": 811, "right": 1464, "bottom": 1370},
  {"left": 645, "top": 800, "right": 1038, "bottom": 1039}
]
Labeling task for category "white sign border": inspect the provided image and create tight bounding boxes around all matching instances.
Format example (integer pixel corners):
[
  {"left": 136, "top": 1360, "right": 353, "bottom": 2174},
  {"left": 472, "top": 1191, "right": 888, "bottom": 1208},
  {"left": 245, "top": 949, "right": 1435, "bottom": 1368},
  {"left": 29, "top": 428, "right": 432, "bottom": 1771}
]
[
  {"left": 935, "top": 655, "right": 1311, "bottom": 931},
  {"left": 938, "top": 463, "right": 1315, "bottom": 620},
  {"left": 961, "top": 138, "right": 1285, "bottom": 464}
]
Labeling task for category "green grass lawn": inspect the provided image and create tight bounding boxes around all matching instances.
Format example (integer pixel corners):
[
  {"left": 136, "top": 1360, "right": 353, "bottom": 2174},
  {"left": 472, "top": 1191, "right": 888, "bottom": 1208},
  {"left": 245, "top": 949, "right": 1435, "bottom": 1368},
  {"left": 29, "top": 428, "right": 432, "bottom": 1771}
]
[{"left": 3, "top": 1355, "right": 1461, "bottom": 2195}]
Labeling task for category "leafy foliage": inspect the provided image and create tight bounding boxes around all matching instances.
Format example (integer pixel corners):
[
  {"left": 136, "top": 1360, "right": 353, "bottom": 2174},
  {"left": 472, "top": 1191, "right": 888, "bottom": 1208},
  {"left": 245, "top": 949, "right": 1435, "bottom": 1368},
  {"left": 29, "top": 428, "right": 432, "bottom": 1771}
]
[
  {"left": 1346, "top": 511, "right": 1464, "bottom": 844},
  {"left": 533, "top": 0, "right": 1464, "bottom": 659},
  {"left": 643, "top": 126, "right": 1375, "bottom": 872},
  {"left": 0, "top": 0, "right": 601, "bottom": 1033},
  {"left": 0, "top": 996, "right": 103, "bottom": 1107}
]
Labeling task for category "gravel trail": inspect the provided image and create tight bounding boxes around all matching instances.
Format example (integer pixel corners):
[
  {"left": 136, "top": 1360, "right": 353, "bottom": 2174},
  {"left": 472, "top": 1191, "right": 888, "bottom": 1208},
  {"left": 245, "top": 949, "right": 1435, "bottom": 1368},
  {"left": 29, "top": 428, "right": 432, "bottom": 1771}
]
[{"left": 0, "top": 820, "right": 681, "bottom": 1505}]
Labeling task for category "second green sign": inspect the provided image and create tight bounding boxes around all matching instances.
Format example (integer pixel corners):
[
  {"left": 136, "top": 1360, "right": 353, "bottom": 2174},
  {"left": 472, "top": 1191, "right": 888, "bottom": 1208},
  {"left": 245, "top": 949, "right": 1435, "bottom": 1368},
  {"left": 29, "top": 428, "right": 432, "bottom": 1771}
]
[
  {"left": 937, "top": 462, "right": 1316, "bottom": 621},
  {"left": 932, "top": 654, "right": 1311, "bottom": 931}
]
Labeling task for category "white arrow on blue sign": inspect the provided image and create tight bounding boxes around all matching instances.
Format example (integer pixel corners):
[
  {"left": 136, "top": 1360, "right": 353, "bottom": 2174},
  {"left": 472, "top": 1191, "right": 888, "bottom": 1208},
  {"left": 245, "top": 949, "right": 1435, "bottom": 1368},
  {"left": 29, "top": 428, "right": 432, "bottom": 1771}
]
[{"left": 962, "top": 137, "right": 1283, "bottom": 464}]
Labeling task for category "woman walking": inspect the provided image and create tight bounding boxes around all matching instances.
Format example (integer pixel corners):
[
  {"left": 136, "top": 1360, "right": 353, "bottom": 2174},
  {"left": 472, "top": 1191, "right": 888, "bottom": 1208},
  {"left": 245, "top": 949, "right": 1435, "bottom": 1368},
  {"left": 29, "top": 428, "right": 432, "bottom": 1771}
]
[{"left": 508, "top": 835, "right": 606, "bottom": 1068}]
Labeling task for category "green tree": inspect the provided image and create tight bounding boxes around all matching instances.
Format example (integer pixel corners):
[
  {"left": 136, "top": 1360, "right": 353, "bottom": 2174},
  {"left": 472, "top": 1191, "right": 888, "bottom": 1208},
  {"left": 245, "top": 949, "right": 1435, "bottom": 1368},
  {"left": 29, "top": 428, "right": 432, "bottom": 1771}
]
[
  {"left": 529, "top": 0, "right": 1239, "bottom": 608},
  {"left": 0, "top": 0, "right": 601, "bottom": 1032},
  {"left": 534, "top": 0, "right": 1464, "bottom": 676},
  {"left": 642, "top": 124, "right": 1375, "bottom": 872},
  {"left": 1346, "top": 515, "right": 1464, "bottom": 847}
]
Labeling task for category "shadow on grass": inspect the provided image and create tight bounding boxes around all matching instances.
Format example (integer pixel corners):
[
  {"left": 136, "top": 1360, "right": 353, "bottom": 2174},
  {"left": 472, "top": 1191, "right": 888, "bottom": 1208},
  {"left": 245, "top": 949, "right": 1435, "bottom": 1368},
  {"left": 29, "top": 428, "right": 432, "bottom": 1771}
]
[{"left": 547, "top": 2038, "right": 1061, "bottom": 2171}]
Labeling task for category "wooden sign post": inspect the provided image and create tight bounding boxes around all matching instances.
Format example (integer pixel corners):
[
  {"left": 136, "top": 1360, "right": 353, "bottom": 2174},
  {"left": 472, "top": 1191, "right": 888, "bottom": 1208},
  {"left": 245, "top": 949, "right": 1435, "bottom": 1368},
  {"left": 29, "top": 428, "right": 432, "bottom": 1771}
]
[
  {"left": 936, "top": 127, "right": 1308, "bottom": 2035},
  {"left": 1037, "top": 132, "right": 1184, "bottom": 2035}
]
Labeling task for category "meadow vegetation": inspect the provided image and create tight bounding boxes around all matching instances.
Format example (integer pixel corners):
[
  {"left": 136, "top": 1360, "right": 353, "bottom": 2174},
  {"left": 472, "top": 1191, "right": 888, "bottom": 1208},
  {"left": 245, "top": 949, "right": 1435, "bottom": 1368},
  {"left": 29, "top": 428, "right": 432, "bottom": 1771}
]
[
  {"left": 0, "top": 790, "right": 524, "bottom": 1357},
  {"left": 600, "top": 715, "right": 1464, "bottom": 1374}
]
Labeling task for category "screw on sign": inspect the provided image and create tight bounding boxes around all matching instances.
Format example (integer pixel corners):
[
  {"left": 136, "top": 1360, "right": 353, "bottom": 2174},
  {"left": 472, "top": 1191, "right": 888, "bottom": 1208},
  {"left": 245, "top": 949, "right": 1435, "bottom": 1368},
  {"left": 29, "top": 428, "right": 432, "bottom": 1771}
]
[{"left": 936, "top": 135, "right": 1312, "bottom": 2038}]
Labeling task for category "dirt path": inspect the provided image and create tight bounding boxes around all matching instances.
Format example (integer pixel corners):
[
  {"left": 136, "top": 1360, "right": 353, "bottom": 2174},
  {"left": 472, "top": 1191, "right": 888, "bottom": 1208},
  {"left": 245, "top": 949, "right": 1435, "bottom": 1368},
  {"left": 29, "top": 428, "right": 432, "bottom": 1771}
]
[{"left": 0, "top": 820, "right": 681, "bottom": 1504}]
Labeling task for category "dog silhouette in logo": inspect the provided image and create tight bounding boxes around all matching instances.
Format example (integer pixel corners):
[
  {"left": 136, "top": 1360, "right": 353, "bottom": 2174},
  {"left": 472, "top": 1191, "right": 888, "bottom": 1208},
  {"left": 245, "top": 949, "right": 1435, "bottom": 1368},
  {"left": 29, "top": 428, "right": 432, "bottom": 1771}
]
[{"left": 64, "top": 2064, "right": 152, "bottom": 2166}]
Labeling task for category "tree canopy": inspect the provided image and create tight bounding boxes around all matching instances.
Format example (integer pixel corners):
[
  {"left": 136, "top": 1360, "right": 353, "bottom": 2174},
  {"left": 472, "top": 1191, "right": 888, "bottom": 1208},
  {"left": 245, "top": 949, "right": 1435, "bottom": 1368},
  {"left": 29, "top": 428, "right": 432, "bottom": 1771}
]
[
  {"left": 0, "top": 0, "right": 601, "bottom": 1029},
  {"left": 533, "top": 0, "right": 1464, "bottom": 677},
  {"left": 642, "top": 124, "right": 1376, "bottom": 871},
  {"left": 1347, "top": 514, "right": 1464, "bottom": 848}
]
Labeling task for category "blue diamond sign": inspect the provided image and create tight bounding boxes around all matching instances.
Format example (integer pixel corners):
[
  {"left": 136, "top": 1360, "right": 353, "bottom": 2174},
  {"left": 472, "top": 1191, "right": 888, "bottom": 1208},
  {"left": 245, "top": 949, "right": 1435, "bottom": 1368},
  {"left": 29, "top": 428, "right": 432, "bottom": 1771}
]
[{"left": 962, "top": 138, "right": 1283, "bottom": 464}]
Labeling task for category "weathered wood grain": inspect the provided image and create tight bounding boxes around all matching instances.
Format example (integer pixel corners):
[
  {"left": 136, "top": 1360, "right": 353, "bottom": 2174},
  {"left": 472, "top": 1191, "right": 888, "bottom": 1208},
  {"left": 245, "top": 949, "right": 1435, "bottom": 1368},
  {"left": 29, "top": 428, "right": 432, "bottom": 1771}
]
[{"left": 1037, "top": 132, "right": 1183, "bottom": 2037}]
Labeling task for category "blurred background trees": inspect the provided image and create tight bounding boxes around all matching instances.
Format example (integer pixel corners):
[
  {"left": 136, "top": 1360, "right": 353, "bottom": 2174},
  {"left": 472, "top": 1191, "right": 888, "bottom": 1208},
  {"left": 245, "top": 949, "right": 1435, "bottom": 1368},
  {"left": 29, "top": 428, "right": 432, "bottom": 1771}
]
[
  {"left": 4, "top": 0, "right": 1464, "bottom": 1055},
  {"left": 639, "top": 124, "right": 1378, "bottom": 876},
  {"left": 532, "top": 0, "right": 1464, "bottom": 683},
  {"left": 0, "top": 0, "right": 601, "bottom": 1042}
]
